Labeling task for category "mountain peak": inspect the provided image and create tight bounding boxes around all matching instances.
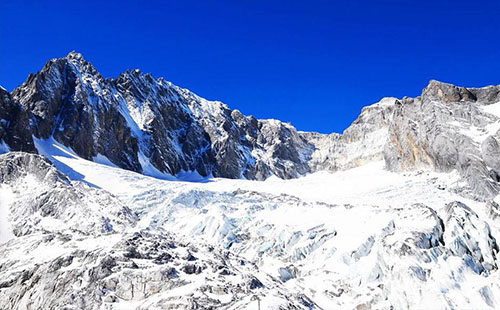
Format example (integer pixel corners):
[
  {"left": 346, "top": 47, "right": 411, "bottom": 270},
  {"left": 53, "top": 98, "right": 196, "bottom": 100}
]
[
  {"left": 426, "top": 79, "right": 453, "bottom": 87},
  {"left": 422, "top": 79, "right": 476, "bottom": 103},
  {"left": 66, "top": 50, "right": 85, "bottom": 60}
]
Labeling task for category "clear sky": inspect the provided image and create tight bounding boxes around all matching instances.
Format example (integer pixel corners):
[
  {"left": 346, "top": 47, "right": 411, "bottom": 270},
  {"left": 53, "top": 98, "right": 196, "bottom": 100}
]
[{"left": 1, "top": 0, "right": 500, "bottom": 133}]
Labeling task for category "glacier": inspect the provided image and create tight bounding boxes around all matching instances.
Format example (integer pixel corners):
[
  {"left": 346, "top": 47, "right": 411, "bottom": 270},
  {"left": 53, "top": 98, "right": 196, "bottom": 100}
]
[
  {"left": 1, "top": 52, "right": 500, "bottom": 309},
  {"left": 1, "top": 142, "right": 499, "bottom": 309}
]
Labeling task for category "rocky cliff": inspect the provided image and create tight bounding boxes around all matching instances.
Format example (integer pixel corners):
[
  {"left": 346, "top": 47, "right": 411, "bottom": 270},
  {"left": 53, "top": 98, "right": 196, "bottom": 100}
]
[
  {"left": 0, "top": 87, "right": 36, "bottom": 153},
  {"left": 11, "top": 52, "right": 316, "bottom": 180},
  {"left": 0, "top": 52, "right": 404, "bottom": 181},
  {"left": 385, "top": 80, "right": 500, "bottom": 200},
  {"left": 3, "top": 52, "right": 500, "bottom": 199}
]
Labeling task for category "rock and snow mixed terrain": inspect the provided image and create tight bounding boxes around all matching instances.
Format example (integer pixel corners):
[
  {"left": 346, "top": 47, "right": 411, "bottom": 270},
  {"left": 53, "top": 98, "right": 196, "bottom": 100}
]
[{"left": 1, "top": 52, "right": 500, "bottom": 309}]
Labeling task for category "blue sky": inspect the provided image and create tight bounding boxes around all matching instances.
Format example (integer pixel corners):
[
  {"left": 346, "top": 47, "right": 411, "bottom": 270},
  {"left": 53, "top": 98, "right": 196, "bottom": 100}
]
[{"left": 1, "top": 0, "right": 500, "bottom": 133}]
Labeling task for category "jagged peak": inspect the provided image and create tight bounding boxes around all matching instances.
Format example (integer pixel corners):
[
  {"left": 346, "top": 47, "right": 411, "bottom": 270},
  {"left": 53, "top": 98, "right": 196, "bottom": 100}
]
[
  {"left": 121, "top": 68, "right": 142, "bottom": 75},
  {"left": 117, "top": 68, "right": 159, "bottom": 84},
  {"left": 34, "top": 50, "right": 99, "bottom": 79},
  {"left": 43, "top": 51, "right": 88, "bottom": 68},
  {"left": 426, "top": 79, "right": 455, "bottom": 88},
  {"left": 66, "top": 50, "right": 85, "bottom": 60},
  {"left": 63, "top": 51, "right": 96, "bottom": 71},
  {"left": 422, "top": 79, "right": 497, "bottom": 94},
  {"left": 422, "top": 79, "right": 478, "bottom": 95},
  {"left": 366, "top": 97, "right": 398, "bottom": 109},
  {"left": 157, "top": 77, "right": 173, "bottom": 87},
  {"left": 425, "top": 79, "right": 500, "bottom": 91},
  {"left": 423, "top": 79, "right": 467, "bottom": 95},
  {"left": 422, "top": 79, "right": 477, "bottom": 103}
]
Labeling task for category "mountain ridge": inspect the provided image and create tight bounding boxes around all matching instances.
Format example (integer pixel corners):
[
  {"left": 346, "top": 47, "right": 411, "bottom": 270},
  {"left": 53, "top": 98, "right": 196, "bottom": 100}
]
[{"left": 3, "top": 52, "right": 500, "bottom": 199}]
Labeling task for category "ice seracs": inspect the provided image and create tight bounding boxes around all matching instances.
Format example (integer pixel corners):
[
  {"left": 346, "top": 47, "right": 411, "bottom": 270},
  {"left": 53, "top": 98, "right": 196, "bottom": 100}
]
[{"left": 2, "top": 145, "right": 499, "bottom": 309}]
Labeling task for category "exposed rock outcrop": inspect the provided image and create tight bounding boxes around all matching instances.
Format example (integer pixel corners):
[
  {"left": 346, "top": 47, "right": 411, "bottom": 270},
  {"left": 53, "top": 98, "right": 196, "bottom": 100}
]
[
  {"left": 0, "top": 87, "right": 36, "bottom": 153},
  {"left": 384, "top": 80, "right": 500, "bottom": 199},
  {"left": 11, "top": 52, "right": 317, "bottom": 180},
  {"left": 12, "top": 52, "right": 141, "bottom": 172}
]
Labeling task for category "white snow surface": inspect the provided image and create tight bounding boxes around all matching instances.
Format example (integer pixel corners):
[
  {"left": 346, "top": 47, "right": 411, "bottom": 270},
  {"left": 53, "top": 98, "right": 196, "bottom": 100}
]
[
  {"left": 10, "top": 137, "right": 497, "bottom": 309},
  {"left": 368, "top": 96, "right": 398, "bottom": 108},
  {"left": 483, "top": 101, "right": 500, "bottom": 118},
  {"left": 0, "top": 185, "right": 15, "bottom": 244}
]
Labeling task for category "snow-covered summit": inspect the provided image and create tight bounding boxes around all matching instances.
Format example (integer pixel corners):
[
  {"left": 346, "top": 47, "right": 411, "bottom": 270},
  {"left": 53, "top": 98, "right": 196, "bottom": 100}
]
[{"left": 3, "top": 52, "right": 500, "bottom": 198}]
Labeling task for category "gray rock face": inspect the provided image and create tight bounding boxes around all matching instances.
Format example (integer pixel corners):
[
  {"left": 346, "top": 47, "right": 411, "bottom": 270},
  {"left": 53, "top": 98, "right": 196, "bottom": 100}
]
[
  {"left": 10, "top": 52, "right": 316, "bottom": 180},
  {"left": 306, "top": 97, "right": 397, "bottom": 172},
  {"left": 110, "top": 69, "right": 214, "bottom": 176},
  {"left": 384, "top": 80, "right": 500, "bottom": 200},
  {"left": 0, "top": 87, "right": 36, "bottom": 153},
  {"left": 12, "top": 52, "right": 141, "bottom": 172},
  {"left": 111, "top": 69, "right": 315, "bottom": 179}
]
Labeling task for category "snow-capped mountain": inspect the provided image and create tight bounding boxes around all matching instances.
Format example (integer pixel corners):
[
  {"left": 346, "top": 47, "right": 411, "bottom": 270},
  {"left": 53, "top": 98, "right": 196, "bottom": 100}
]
[
  {"left": 11, "top": 51, "right": 317, "bottom": 180},
  {"left": 2, "top": 52, "right": 500, "bottom": 309},
  {"left": 6, "top": 52, "right": 500, "bottom": 199}
]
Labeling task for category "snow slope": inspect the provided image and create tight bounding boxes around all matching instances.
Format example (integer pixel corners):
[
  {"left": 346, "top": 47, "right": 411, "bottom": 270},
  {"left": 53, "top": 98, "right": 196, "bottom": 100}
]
[
  {"left": 0, "top": 185, "right": 15, "bottom": 244},
  {"left": 0, "top": 151, "right": 313, "bottom": 309},
  {"left": 15, "top": 136, "right": 499, "bottom": 309}
]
